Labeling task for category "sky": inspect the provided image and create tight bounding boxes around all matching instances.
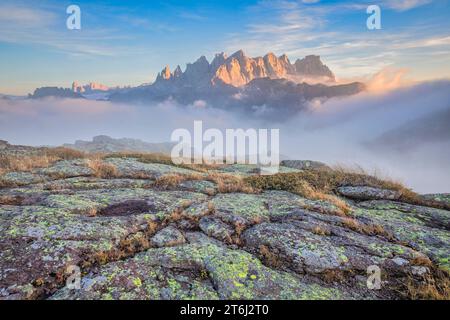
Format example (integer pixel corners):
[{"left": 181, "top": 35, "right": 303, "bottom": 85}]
[{"left": 0, "top": 0, "right": 450, "bottom": 95}]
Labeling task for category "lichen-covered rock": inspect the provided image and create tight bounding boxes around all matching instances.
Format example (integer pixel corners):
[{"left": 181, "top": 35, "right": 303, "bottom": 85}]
[
  {"left": 49, "top": 242, "right": 351, "bottom": 300},
  {"left": 43, "top": 189, "right": 208, "bottom": 217},
  {"left": 211, "top": 193, "right": 269, "bottom": 222},
  {"left": 104, "top": 158, "right": 198, "bottom": 178},
  {"left": 179, "top": 180, "right": 217, "bottom": 194},
  {"left": 1, "top": 157, "right": 449, "bottom": 300},
  {"left": 199, "top": 217, "right": 234, "bottom": 242},
  {"left": 0, "top": 205, "right": 155, "bottom": 299},
  {"left": 337, "top": 186, "right": 402, "bottom": 201},
  {"left": 0, "top": 190, "right": 208, "bottom": 299},
  {"left": 0, "top": 172, "right": 44, "bottom": 186},
  {"left": 43, "top": 177, "right": 153, "bottom": 191},
  {"left": 36, "top": 160, "right": 93, "bottom": 178},
  {"left": 242, "top": 218, "right": 422, "bottom": 276},
  {"left": 354, "top": 200, "right": 450, "bottom": 271},
  {"left": 280, "top": 160, "right": 328, "bottom": 170},
  {"left": 151, "top": 226, "right": 186, "bottom": 247},
  {"left": 422, "top": 193, "right": 450, "bottom": 207},
  {"left": 214, "top": 164, "right": 301, "bottom": 176}
]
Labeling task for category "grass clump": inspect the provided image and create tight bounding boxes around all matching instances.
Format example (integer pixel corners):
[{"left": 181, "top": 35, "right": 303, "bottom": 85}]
[
  {"left": 0, "top": 154, "right": 59, "bottom": 173},
  {"left": 206, "top": 172, "right": 256, "bottom": 194},
  {"left": 244, "top": 167, "right": 447, "bottom": 211},
  {"left": 244, "top": 171, "right": 351, "bottom": 215},
  {"left": 403, "top": 269, "right": 450, "bottom": 300},
  {"left": 86, "top": 158, "right": 119, "bottom": 179},
  {"left": 154, "top": 173, "right": 204, "bottom": 189}
]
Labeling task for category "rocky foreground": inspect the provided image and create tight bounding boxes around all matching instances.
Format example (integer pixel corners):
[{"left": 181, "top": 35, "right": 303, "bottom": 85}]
[{"left": 0, "top": 148, "right": 449, "bottom": 300}]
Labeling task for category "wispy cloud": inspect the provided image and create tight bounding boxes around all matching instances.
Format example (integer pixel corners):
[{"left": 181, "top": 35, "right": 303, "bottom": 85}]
[
  {"left": 223, "top": 0, "right": 449, "bottom": 79},
  {"left": 382, "top": 0, "right": 433, "bottom": 11}
]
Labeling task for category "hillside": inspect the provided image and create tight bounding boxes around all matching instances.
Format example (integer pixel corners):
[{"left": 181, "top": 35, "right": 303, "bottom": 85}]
[
  {"left": 63, "top": 135, "right": 174, "bottom": 154},
  {"left": 0, "top": 143, "right": 448, "bottom": 300}
]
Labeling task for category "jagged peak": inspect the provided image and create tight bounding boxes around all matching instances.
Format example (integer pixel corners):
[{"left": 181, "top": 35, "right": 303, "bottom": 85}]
[
  {"left": 153, "top": 50, "right": 336, "bottom": 87},
  {"left": 194, "top": 55, "right": 209, "bottom": 65},
  {"left": 214, "top": 52, "right": 228, "bottom": 59},
  {"left": 279, "top": 54, "right": 290, "bottom": 64},
  {"left": 230, "top": 49, "right": 246, "bottom": 60},
  {"left": 264, "top": 52, "right": 277, "bottom": 59},
  {"left": 173, "top": 65, "right": 182, "bottom": 77}
]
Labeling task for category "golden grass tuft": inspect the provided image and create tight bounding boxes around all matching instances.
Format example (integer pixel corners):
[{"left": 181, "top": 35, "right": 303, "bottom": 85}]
[
  {"left": 259, "top": 245, "right": 282, "bottom": 268},
  {"left": 86, "top": 159, "right": 119, "bottom": 179},
  {"left": 341, "top": 217, "right": 391, "bottom": 238},
  {"left": 244, "top": 166, "right": 448, "bottom": 211},
  {"left": 312, "top": 225, "right": 331, "bottom": 236},
  {"left": 206, "top": 172, "right": 256, "bottom": 194},
  {"left": 154, "top": 173, "right": 204, "bottom": 189},
  {"left": 410, "top": 255, "right": 434, "bottom": 268},
  {"left": 0, "top": 146, "right": 87, "bottom": 179},
  {"left": 245, "top": 173, "right": 351, "bottom": 215},
  {"left": 0, "top": 154, "right": 59, "bottom": 173}
]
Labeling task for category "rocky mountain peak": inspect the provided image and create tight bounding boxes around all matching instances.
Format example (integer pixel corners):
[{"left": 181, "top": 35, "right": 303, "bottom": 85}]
[
  {"left": 173, "top": 65, "right": 183, "bottom": 78},
  {"left": 230, "top": 49, "right": 246, "bottom": 60},
  {"left": 152, "top": 50, "right": 336, "bottom": 87},
  {"left": 161, "top": 65, "right": 171, "bottom": 80},
  {"left": 294, "top": 55, "right": 335, "bottom": 80}
]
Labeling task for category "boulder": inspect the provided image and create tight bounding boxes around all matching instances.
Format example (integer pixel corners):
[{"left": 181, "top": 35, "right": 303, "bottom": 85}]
[
  {"left": 337, "top": 186, "right": 402, "bottom": 201},
  {"left": 199, "top": 217, "right": 234, "bottom": 242},
  {"left": 280, "top": 160, "right": 328, "bottom": 170},
  {"left": 151, "top": 226, "right": 186, "bottom": 247}
]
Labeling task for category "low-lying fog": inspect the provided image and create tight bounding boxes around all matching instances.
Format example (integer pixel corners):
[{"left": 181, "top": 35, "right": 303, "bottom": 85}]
[{"left": 1, "top": 80, "right": 449, "bottom": 193}]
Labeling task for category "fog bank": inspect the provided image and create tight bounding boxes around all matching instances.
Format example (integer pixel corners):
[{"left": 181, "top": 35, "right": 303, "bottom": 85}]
[{"left": 1, "top": 80, "right": 449, "bottom": 193}]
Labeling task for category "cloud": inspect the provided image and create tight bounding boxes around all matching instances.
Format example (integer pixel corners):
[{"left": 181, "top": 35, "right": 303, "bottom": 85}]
[
  {"left": 366, "top": 67, "right": 412, "bottom": 92},
  {"left": 278, "top": 80, "right": 450, "bottom": 193},
  {"left": 382, "top": 0, "right": 432, "bottom": 11},
  {"left": 0, "top": 2, "right": 149, "bottom": 57},
  {"left": 223, "top": 0, "right": 449, "bottom": 80}
]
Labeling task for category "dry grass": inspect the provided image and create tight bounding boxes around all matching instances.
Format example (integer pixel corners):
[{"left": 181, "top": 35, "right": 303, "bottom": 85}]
[
  {"left": 0, "top": 195, "right": 23, "bottom": 205},
  {"left": 321, "top": 270, "right": 347, "bottom": 283},
  {"left": 410, "top": 255, "right": 434, "bottom": 268},
  {"left": 259, "top": 245, "right": 282, "bottom": 268},
  {"left": 312, "top": 225, "right": 331, "bottom": 236},
  {"left": 341, "top": 217, "right": 391, "bottom": 238},
  {"left": 155, "top": 171, "right": 256, "bottom": 194},
  {"left": 86, "top": 158, "right": 119, "bottom": 179},
  {"left": 0, "top": 154, "right": 59, "bottom": 173},
  {"left": 154, "top": 173, "right": 204, "bottom": 189},
  {"left": 245, "top": 173, "right": 351, "bottom": 215},
  {"left": 244, "top": 166, "right": 448, "bottom": 211},
  {"left": 0, "top": 147, "right": 87, "bottom": 178},
  {"left": 43, "top": 147, "right": 86, "bottom": 160},
  {"left": 206, "top": 172, "right": 256, "bottom": 194},
  {"left": 404, "top": 271, "right": 450, "bottom": 300}
]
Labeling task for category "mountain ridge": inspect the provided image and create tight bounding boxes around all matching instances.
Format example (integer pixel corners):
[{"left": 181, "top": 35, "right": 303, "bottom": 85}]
[{"left": 154, "top": 50, "right": 336, "bottom": 87}]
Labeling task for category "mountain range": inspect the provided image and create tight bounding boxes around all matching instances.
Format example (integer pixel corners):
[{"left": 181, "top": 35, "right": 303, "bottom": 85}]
[
  {"left": 63, "top": 135, "right": 174, "bottom": 154},
  {"left": 153, "top": 51, "right": 336, "bottom": 87},
  {"left": 26, "top": 50, "right": 365, "bottom": 119}
]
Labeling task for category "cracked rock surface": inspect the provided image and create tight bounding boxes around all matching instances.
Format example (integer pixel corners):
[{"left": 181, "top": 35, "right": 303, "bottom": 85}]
[{"left": 1, "top": 157, "right": 449, "bottom": 300}]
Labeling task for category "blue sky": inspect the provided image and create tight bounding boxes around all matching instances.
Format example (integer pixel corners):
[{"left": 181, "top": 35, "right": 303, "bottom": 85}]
[{"left": 0, "top": 0, "right": 449, "bottom": 95}]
